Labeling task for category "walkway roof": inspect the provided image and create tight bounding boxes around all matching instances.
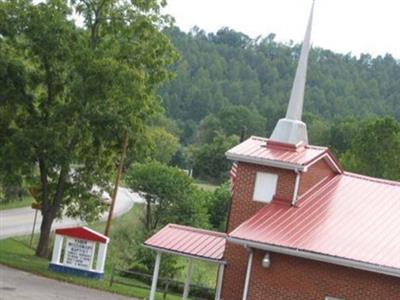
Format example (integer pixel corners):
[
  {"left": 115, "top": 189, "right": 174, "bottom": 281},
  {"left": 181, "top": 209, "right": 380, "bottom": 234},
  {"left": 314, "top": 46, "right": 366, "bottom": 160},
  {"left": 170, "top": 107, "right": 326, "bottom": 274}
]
[{"left": 144, "top": 224, "right": 226, "bottom": 264}]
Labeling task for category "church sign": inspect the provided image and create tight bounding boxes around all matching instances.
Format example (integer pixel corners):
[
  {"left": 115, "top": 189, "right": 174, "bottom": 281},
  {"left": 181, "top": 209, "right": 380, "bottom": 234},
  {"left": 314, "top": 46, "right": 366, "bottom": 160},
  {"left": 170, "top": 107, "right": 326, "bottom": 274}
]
[
  {"left": 49, "top": 227, "right": 109, "bottom": 279},
  {"left": 64, "top": 238, "right": 95, "bottom": 269}
]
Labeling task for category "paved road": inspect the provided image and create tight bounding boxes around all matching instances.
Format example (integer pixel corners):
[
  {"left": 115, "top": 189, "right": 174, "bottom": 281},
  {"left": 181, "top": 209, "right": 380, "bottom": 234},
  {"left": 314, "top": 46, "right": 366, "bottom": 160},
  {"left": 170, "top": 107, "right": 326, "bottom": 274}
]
[
  {"left": 0, "top": 187, "right": 145, "bottom": 239},
  {"left": 0, "top": 265, "right": 137, "bottom": 300}
]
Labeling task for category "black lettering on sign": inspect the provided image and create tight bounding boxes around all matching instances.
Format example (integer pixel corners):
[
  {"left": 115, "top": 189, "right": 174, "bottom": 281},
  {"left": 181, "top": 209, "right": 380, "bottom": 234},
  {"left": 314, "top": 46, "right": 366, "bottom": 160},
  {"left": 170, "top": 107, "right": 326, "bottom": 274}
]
[{"left": 64, "top": 238, "right": 95, "bottom": 270}]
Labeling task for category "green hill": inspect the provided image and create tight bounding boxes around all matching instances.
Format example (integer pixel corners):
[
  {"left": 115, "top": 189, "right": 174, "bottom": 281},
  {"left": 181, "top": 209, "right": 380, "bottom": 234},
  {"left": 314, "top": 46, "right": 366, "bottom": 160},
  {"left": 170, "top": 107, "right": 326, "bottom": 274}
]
[{"left": 159, "top": 27, "right": 400, "bottom": 143}]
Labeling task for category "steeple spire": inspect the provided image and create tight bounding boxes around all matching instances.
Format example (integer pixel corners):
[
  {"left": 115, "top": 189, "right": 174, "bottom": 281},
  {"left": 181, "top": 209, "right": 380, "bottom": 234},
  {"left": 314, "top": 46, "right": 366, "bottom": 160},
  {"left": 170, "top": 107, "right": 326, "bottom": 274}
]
[
  {"left": 270, "top": 0, "right": 315, "bottom": 145},
  {"left": 286, "top": 0, "right": 314, "bottom": 121}
]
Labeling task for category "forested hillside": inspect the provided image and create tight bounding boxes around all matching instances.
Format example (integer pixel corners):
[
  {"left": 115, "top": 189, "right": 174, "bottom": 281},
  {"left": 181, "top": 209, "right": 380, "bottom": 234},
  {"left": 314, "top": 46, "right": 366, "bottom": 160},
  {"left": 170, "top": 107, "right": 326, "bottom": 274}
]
[
  {"left": 160, "top": 27, "right": 400, "bottom": 144},
  {"left": 153, "top": 27, "right": 399, "bottom": 182}
]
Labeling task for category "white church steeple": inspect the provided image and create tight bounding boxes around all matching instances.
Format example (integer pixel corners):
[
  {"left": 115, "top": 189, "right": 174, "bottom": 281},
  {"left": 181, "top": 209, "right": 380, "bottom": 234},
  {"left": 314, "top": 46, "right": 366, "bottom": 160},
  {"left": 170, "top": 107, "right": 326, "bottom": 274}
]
[{"left": 270, "top": 0, "right": 315, "bottom": 145}]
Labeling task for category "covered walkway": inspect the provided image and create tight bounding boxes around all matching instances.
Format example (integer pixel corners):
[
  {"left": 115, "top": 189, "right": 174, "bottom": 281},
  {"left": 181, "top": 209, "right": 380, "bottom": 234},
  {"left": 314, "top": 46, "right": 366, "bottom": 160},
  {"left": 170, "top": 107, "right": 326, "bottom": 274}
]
[{"left": 144, "top": 224, "right": 226, "bottom": 300}]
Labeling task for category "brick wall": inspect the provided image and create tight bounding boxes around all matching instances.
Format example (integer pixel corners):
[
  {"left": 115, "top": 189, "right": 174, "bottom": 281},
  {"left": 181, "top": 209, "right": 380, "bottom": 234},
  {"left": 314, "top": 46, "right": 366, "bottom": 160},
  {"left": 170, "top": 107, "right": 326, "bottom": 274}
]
[
  {"left": 223, "top": 161, "right": 297, "bottom": 299},
  {"left": 248, "top": 250, "right": 400, "bottom": 300},
  {"left": 221, "top": 157, "right": 399, "bottom": 300},
  {"left": 299, "top": 158, "right": 336, "bottom": 197},
  {"left": 226, "top": 162, "right": 296, "bottom": 232}
]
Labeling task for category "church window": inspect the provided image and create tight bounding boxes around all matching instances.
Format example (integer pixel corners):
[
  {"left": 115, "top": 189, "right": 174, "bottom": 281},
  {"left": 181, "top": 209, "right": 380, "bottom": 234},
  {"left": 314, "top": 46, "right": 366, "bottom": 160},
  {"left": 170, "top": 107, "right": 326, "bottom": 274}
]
[{"left": 253, "top": 172, "right": 278, "bottom": 203}]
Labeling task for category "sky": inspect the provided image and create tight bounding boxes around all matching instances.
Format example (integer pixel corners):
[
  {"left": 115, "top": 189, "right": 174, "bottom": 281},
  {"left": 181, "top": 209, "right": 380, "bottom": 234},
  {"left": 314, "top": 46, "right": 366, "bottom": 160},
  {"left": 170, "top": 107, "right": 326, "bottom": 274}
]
[{"left": 163, "top": 0, "right": 400, "bottom": 59}]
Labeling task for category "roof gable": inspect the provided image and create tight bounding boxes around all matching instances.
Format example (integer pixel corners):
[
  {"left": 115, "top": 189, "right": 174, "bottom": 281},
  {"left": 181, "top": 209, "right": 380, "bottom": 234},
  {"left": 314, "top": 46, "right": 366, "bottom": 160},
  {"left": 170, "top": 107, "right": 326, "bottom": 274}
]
[{"left": 55, "top": 226, "right": 109, "bottom": 244}]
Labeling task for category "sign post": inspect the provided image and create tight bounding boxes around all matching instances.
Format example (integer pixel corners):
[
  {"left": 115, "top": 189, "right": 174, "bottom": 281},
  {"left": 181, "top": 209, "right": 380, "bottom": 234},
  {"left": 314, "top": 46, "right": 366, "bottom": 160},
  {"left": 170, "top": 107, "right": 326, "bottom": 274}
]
[
  {"left": 28, "top": 187, "right": 41, "bottom": 248},
  {"left": 30, "top": 205, "right": 39, "bottom": 247}
]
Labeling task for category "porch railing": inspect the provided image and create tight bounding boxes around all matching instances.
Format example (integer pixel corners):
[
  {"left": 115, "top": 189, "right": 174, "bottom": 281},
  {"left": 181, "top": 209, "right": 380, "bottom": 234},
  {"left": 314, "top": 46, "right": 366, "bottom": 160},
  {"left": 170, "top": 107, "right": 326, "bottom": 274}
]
[{"left": 109, "top": 265, "right": 215, "bottom": 300}]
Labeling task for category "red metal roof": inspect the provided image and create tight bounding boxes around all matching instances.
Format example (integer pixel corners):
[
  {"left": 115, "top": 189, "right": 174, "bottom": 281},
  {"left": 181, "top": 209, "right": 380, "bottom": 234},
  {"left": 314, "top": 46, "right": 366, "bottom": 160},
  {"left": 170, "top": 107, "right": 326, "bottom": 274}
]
[
  {"left": 55, "top": 226, "right": 109, "bottom": 244},
  {"left": 144, "top": 224, "right": 226, "bottom": 262},
  {"left": 226, "top": 136, "right": 341, "bottom": 172},
  {"left": 229, "top": 172, "right": 400, "bottom": 272}
]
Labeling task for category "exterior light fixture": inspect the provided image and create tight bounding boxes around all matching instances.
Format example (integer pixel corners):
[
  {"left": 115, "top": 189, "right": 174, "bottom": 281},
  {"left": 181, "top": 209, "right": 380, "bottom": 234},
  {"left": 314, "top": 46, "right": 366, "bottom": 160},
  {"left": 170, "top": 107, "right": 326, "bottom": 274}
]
[{"left": 262, "top": 253, "right": 271, "bottom": 268}]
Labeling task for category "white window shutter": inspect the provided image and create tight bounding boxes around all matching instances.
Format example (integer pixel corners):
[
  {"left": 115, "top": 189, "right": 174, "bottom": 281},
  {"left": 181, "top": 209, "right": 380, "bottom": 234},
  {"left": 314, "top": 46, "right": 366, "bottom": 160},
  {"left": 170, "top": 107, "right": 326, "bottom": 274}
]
[{"left": 253, "top": 172, "right": 278, "bottom": 203}]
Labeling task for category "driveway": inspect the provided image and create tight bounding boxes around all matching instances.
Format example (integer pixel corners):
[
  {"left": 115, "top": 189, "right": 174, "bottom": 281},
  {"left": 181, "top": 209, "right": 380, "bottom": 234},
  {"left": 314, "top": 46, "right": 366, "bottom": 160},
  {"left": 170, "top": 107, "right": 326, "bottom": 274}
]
[
  {"left": 0, "top": 187, "right": 145, "bottom": 239},
  {"left": 0, "top": 265, "right": 137, "bottom": 300}
]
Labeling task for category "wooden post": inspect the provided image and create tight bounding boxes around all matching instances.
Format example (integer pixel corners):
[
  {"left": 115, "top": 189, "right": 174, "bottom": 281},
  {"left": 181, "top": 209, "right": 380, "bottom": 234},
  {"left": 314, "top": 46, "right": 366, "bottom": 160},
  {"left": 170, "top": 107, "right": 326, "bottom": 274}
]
[
  {"left": 163, "top": 278, "right": 170, "bottom": 300},
  {"left": 30, "top": 208, "right": 39, "bottom": 247},
  {"left": 109, "top": 265, "right": 115, "bottom": 287},
  {"left": 104, "top": 132, "right": 129, "bottom": 236},
  {"left": 182, "top": 259, "right": 194, "bottom": 300},
  {"left": 149, "top": 252, "right": 162, "bottom": 300}
]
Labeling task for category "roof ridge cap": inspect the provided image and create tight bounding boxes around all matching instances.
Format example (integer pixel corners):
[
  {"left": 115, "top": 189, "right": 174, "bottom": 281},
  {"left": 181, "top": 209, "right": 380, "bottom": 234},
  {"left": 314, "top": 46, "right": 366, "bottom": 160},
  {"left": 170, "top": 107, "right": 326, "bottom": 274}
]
[
  {"left": 305, "top": 144, "right": 327, "bottom": 150},
  {"left": 343, "top": 172, "right": 400, "bottom": 186},
  {"left": 251, "top": 136, "right": 267, "bottom": 141},
  {"left": 168, "top": 224, "right": 227, "bottom": 237}
]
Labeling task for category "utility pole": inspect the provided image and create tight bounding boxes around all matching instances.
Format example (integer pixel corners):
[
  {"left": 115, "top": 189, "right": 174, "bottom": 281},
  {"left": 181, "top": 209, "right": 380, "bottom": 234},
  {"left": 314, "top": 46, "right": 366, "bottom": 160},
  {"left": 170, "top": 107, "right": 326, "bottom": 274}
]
[
  {"left": 104, "top": 132, "right": 129, "bottom": 236},
  {"left": 240, "top": 126, "right": 247, "bottom": 143}
]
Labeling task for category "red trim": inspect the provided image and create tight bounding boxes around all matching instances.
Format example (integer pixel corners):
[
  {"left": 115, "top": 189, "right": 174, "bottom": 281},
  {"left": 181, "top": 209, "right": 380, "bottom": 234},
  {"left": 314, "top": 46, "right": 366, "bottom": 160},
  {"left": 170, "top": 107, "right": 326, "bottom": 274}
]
[
  {"left": 326, "top": 149, "right": 343, "bottom": 173},
  {"left": 303, "top": 151, "right": 342, "bottom": 174},
  {"left": 55, "top": 227, "right": 109, "bottom": 243},
  {"left": 272, "top": 196, "right": 292, "bottom": 206}
]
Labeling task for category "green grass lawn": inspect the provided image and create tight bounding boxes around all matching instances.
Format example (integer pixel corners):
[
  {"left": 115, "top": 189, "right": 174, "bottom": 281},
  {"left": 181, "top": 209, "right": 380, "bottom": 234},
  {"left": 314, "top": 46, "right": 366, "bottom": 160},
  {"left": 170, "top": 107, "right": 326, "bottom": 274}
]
[
  {"left": 174, "top": 258, "right": 218, "bottom": 293},
  {"left": 0, "top": 202, "right": 217, "bottom": 299},
  {"left": 0, "top": 196, "right": 34, "bottom": 210},
  {"left": 0, "top": 205, "right": 184, "bottom": 300},
  {"left": 0, "top": 238, "right": 185, "bottom": 299},
  {"left": 194, "top": 180, "right": 218, "bottom": 192},
  {"left": 90, "top": 205, "right": 218, "bottom": 292}
]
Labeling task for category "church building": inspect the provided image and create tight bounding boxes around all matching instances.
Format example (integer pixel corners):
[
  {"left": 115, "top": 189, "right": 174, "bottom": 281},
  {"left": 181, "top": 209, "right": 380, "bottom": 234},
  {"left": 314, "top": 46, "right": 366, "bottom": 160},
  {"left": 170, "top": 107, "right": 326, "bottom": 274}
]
[{"left": 144, "top": 2, "right": 400, "bottom": 299}]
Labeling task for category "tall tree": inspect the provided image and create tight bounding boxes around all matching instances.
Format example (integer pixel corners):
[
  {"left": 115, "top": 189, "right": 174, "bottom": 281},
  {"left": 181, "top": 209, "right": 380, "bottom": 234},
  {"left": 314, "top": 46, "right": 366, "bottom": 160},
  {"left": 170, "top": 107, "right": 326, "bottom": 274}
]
[
  {"left": 329, "top": 117, "right": 359, "bottom": 155},
  {"left": 0, "top": 0, "right": 177, "bottom": 257},
  {"left": 130, "top": 126, "right": 180, "bottom": 164},
  {"left": 126, "top": 161, "right": 208, "bottom": 231},
  {"left": 0, "top": 41, "right": 28, "bottom": 202},
  {"left": 341, "top": 117, "right": 400, "bottom": 180},
  {"left": 207, "top": 182, "right": 231, "bottom": 231},
  {"left": 190, "top": 134, "right": 239, "bottom": 183},
  {"left": 196, "top": 106, "right": 266, "bottom": 144}
]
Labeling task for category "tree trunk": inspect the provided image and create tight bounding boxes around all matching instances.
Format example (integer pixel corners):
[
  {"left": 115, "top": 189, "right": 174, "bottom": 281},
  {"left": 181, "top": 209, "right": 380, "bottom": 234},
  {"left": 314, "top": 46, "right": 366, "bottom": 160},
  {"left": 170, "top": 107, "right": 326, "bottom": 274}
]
[
  {"left": 35, "top": 212, "right": 55, "bottom": 258},
  {"left": 146, "top": 199, "right": 151, "bottom": 231}
]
